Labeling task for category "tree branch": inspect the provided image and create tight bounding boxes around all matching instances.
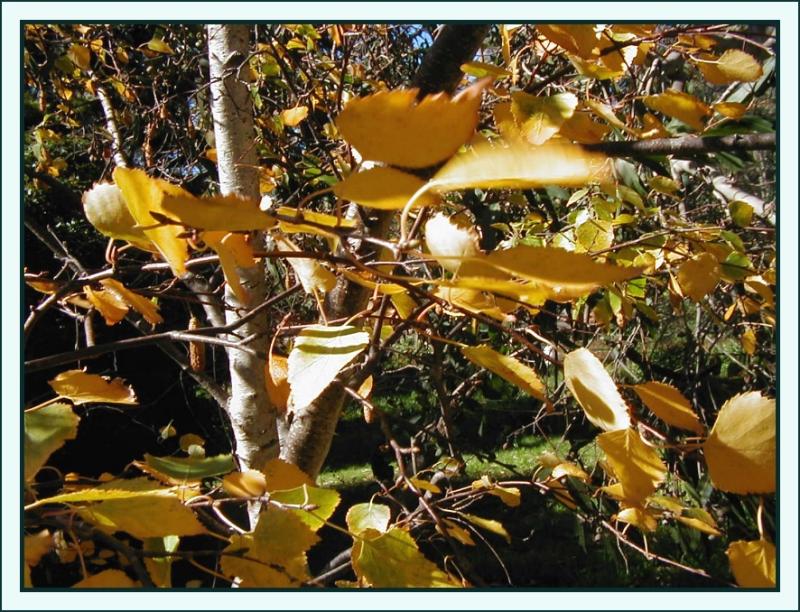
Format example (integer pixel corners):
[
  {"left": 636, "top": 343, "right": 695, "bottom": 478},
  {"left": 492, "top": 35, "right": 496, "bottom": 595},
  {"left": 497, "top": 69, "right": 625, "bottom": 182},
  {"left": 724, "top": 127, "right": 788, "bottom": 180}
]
[{"left": 584, "top": 132, "right": 775, "bottom": 157}]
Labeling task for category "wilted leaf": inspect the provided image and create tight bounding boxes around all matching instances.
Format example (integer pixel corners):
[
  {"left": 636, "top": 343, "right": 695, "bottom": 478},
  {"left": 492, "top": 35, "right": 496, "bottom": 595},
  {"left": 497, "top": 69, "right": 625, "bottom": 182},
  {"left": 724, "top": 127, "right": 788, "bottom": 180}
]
[
  {"left": 564, "top": 348, "right": 631, "bottom": 431},
  {"left": 336, "top": 79, "right": 487, "bottom": 168},
  {"left": 222, "top": 509, "right": 318, "bottom": 587},
  {"left": 274, "top": 235, "right": 336, "bottom": 295},
  {"left": 49, "top": 369, "right": 137, "bottom": 405},
  {"left": 23, "top": 403, "right": 80, "bottom": 482},
  {"left": 74, "top": 569, "right": 138, "bottom": 588},
  {"left": 425, "top": 213, "right": 481, "bottom": 273},
  {"left": 643, "top": 91, "right": 710, "bottom": 131},
  {"left": 99, "top": 278, "right": 162, "bottom": 325},
  {"left": 704, "top": 392, "right": 775, "bottom": 494},
  {"left": 112, "top": 167, "right": 189, "bottom": 276},
  {"left": 461, "top": 344, "right": 546, "bottom": 402},
  {"left": 614, "top": 506, "right": 658, "bottom": 532},
  {"left": 677, "top": 252, "right": 720, "bottom": 301},
  {"left": 287, "top": 325, "right": 369, "bottom": 409},
  {"left": 352, "top": 527, "right": 461, "bottom": 587},
  {"left": 84, "top": 286, "right": 129, "bottom": 325},
  {"left": 597, "top": 427, "right": 667, "bottom": 503},
  {"left": 281, "top": 105, "right": 309, "bottom": 127},
  {"left": 334, "top": 167, "right": 437, "bottom": 210},
  {"left": 727, "top": 540, "right": 776, "bottom": 587},
  {"left": 632, "top": 381, "right": 703, "bottom": 434},
  {"left": 346, "top": 502, "right": 391, "bottom": 535},
  {"left": 266, "top": 352, "right": 291, "bottom": 412},
  {"left": 511, "top": 92, "right": 578, "bottom": 145},
  {"left": 430, "top": 141, "right": 610, "bottom": 192}
]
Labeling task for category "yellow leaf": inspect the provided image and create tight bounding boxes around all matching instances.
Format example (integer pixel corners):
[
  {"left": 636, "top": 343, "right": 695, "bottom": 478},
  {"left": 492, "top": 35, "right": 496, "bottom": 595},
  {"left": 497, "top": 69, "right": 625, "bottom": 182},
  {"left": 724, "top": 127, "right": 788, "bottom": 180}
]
[
  {"left": 408, "top": 477, "right": 441, "bottom": 494},
  {"left": 584, "top": 98, "right": 638, "bottom": 135},
  {"left": 741, "top": 328, "right": 757, "bottom": 356},
  {"left": 99, "top": 278, "right": 163, "bottom": 325},
  {"left": 435, "top": 286, "right": 516, "bottom": 322},
  {"left": 643, "top": 91, "right": 710, "bottom": 132},
  {"left": 281, "top": 105, "right": 309, "bottom": 127},
  {"left": 430, "top": 141, "right": 610, "bottom": 192},
  {"left": 714, "top": 102, "right": 748, "bottom": 120},
  {"left": 640, "top": 112, "right": 671, "bottom": 139},
  {"left": 23, "top": 403, "right": 80, "bottom": 482},
  {"left": 461, "top": 60, "right": 511, "bottom": 79},
  {"left": 287, "top": 325, "right": 369, "bottom": 409},
  {"left": 178, "top": 433, "right": 204, "bottom": 453},
  {"left": 677, "top": 252, "right": 720, "bottom": 302},
  {"left": 614, "top": 506, "right": 658, "bottom": 532},
  {"left": 676, "top": 511, "right": 722, "bottom": 537},
  {"left": 563, "top": 348, "right": 631, "bottom": 431},
  {"left": 729, "top": 200, "right": 754, "bottom": 228},
  {"left": 49, "top": 369, "right": 137, "bottom": 405},
  {"left": 352, "top": 527, "right": 461, "bottom": 587},
  {"left": 716, "top": 49, "right": 763, "bottom": 83},
  {"left": 558, "top": 111, "right": 611, "bottom": 144},
  {"left": 704, "top": 391, "right": 775, "bottom": 494},
  {"left": 112, "top": 168, "right": 189, "bottom": 276},
  {"left": 159, "top": 190, "right": 274, "bottom": 232},
  {"left": 550, "top": 462, "right": 590, "bottom": 482},
  {"left": 274, "top": 235, "right": 336, "bottom": 295},
  {"left": 575, "top": 219, "right": 613, "bottom": 253},
  {"left": 336, "top": 78, "right": 487, "bottom": 168},
  {"left": 647, "top": 494, "right": 685, "bottom": 515},
  {"left": 84, "top": 286, "right": 128, "bottom": 325},
  {"left": 649, "top": 175, "right": 680, "bottom": 195},
  {"left": 569, "top": 54, "right": 625, "bottom": 80},
  {"left": 346, "top": 502, "right": 391, "bottom": 535},
  {"left": 223, "top": 470, "right": 268, "bottom": 498},
  {"left": 222, "top": 509, "right": 319, "bottom": 587},
  {"left": 81, "top": 182, "right": 156, "bottom": 252},
  {"left": 204, "top": 148, "right": 217, "bottom": 163},
  {"left": 471, "top": 478, "right": 521, "bottom": 507},
  {"left": 266, "top": 352, "right": 290, "bottom": 412},
  {"left": 538, "top": 24, "right": 599, "bottom": 58},
  {"left": 67, "top": 44, "right": 91, "bottom": 70},
  {"left": 333, "top": 167, "right": 437, "bottom": 210},
  {"left": 439, "top": 519, "right": 476, "bottom": 546},
  {"left": 201, "top": 231, "right": 256, "bottom": 304},
  {"left": 269, "top": 484, "right": 341, "bottom": 532},
  {"left": 143, "top": 535, "right": 179, "bottom": 588},
  {"left": 425, "top": 213, "right": 481, "bottom": 273},
  {"left": 511, "top": 92, "right": 578, "bottom": 145},
  {"left": 727, "top": 540, "right": 775, "bottom": 587},
  {"left": 146, "top": 37, "right": 174, "bottom": 55},
  {"left": 461, "top": 513, "right": 511, "bottom": 543},
  {"left": 597, "top": 428, "right": 666, "bottom": 503},
  {"left": 74, "top": 569, "right": 138, "bottom": 588},
  {"left": 276, "top": 206, "right": 356, "bottom": 238},
  {"left": 632, "top": 381, "right": 704, "bottom": 434},
  {"left": 461, "top": 344, "right": 546, "bottom": 402}
]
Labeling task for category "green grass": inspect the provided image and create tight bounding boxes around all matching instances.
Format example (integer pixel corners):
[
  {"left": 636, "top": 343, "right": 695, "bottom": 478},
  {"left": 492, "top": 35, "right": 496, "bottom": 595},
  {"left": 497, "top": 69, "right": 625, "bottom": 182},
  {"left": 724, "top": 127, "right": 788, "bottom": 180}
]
[{"left": 318, "top": 435, "right": 569, "bottom": 489}]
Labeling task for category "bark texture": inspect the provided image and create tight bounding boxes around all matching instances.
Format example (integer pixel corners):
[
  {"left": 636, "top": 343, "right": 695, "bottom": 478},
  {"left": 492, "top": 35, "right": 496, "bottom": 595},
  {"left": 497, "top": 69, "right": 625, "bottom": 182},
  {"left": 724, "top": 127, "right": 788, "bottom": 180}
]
[
  {"left": 280, "top": 25, "right": 492, "bottom": 479},
  {"left": 207, "top": 24, "right": 279, "bottom": 472}
]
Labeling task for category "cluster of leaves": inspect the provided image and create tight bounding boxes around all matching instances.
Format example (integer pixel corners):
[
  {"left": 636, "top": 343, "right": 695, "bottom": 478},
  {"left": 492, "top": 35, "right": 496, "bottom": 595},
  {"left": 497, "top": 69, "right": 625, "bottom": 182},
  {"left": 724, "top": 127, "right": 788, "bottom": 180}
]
[{"left": 24, "top": 23, "right": 775, "bottom": 588}]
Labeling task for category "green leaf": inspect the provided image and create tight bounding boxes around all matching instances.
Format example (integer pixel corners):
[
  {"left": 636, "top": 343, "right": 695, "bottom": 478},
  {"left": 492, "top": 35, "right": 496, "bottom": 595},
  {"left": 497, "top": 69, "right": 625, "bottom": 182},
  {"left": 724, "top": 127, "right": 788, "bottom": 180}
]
[
  {"left": 24, "top": 403, "right": 79, "bottom": 482},
  {"left": 346, "top": 502, "right": 391, "bottom": 535},
  {"left": 721, "top": 251, "right": 753, "bottom": 281},
  {"left": 269, "top": 485, "right": 340, "bottom": 532},
  {"left": 287, "top": 325, "right": 369, "bottom": 408},
  {"left": 142, "top": 453, "right": 235, "bottom": 480}
]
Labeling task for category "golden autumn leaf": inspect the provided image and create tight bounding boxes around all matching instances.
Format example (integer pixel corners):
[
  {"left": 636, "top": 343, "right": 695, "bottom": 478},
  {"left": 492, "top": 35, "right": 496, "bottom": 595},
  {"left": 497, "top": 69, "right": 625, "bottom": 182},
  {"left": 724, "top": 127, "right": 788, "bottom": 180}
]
[
  {"left": 223, "top": 469, "right": 268, "bottom": 498},
  {"left": 430, "top": 141, "right": 611, "bottom": 192},
  {"left": 714, "top": 101, "right": 748, "bottom": 119},
  {"left": 551, "top": 462, "right": 590, "bottom": 482},
  {"left": 632, "top": 381, "right": 703, "bottom": 434},
  {"left": 461, "top": 513, "right": 511, "bottom": 543},
  {"left": 281, "top": 105, "right": 309, "bottom": 127},
  {"left": 716, "top": 49, "right": 763, "bottom": 83},
  {"left": 74, "top": 569, "right": 138, "bottom": 588},
  {"left": 461, "top": 344, "right": 546, "bottom": 402},
  {"left": 269, "top": 484, "right": 341, "bottom": 532},
  {"left": 49, "top": 369, "right": 137, "bottom": 405},
  {"left": 471, "top": 476, "right": 521, "bottom": 507},
  {"left": 287, "top": 324, "right": 369, "bottom": 409},
  {"left": 84, "top": 286, "right": 129, "bottom": 325},
  {"left": 558, "top": 111, "right": 611, "bottom": 144},
  {"left": 266, "top": 352, "right": 291, "bottom": 412},
  {"left": 145, "top": 36, "right": 174, "bottom": 55},
  {"left": 537, "top": 24, "right": 600, "bottom": 58},
  {"left": 276, "top": 206, "right": 357, "bottom": 238},
  {"left": 261, "top": 457, "right": 315, "bottom": 491},
  {"left": 597, "top": 427, "right": 667, "bottom": 503},
  {"left": 335, "top": 78, "right": 487, "bottom": 168},
  {"left": 99, "top": 278, "right": 163, "bottom": 325},
  {"left": 614, "top": 506, "right": 658, "bottom": 532},
  {"left": 643, "top": 91, "right": 710, "bottom": 131},
  {"left": 727, "top": 539, "right": 776, "bottom": 587},
  {"left": 460, "top": 60, "right": 511, "bottom": 79},
  {"left": 439, "top": 519, "right": 476, "bottom": 546},
  {"left": 274, "top": 235, "right": 336, "bottom": 295},
  {"left": 677, "top": 252, "right": 720, "bottom": 301},
  {"left": 201, "top": 230, "right": 257, "bottom": 304},
  {"left": 333, "top": 166, "right": 437, "bottom": 210},
  {"left": 704, "top": 391, "right": 775, "bottom": 494},
  {"left": 510, "top": 91, "right": 578, "bottom": 145},
  {"left": 563, "top": 348, "right": 631, "bottom": 431},
  {"left": 112, "top": 167, "right": 189, "bottom": 276},
  {"left": 67, "top": 44, "right": 91, "bottom": 70},
  {"left": 24, "top": 403, "right": 79, "bottom": 482},
  {"left": 676, "top": 508, "right": 722, "bottom": 537},
  {"left": 741, "top": 328, "right": 757, "bottom": 356},
  {"left": 81, "top": 182, "right": 156, "bottom": 252},
  {"left": 157, "top": 188, "right": 273, "bottom": 232},
  {"left": 425, "top": 213, "right": 481, "bottom": 273}
]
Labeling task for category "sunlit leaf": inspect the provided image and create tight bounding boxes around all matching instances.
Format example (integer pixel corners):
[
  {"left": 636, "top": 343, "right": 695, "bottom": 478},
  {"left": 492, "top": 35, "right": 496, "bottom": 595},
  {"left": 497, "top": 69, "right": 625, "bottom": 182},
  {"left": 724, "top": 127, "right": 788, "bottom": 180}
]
[
  {"left": 49, "top": 369, "right": 137, "bottom": 405},
  {"left": 551, "top": 462, "right": 590, "bottom": 482},
  {"left": 471, "top": 477, "right": 521, "bottom": 507},
  {"left": 430, "top": 141, "right": 610, "bottom": 192},
  {"left": 159, "top": 190, "right": 274, "bottom": 232},
  {"left": 24, "top": 402, "right": 79, "bottom": 482},
  {"left": 614, "top": 506, "right": 658, "bottom": 532},
  {"left": 461, "top": 344, "right": 546, "bottom": 402},
  {"left": 266, "top": 352, "right": 291, "bottom": 412},
  {"left": 704, "top": 392, "right": 775, "bottom": 494},
  {"left": 558, "top": 111, "right": 611, "bottom": 144},
  {"left": 511, "top": 92, "right": 578, "bottom": 145},
  {"left": 84, "top": 286, "right": 129, "bottom": 325},
  {"left": 649, "top": 175, "right": 680, "bottom": 195},
  {"left": 99, "top": 278, "right": 162, "bottom": 325},
  {"left": 336, "top": 78, "right": 487, "bottom": 168},
  {"left": 538, "top": 24, "right": 599, "bottom": 58},
  {"left": 81, "top": 182, "right": 156, "bottom": 252},
  {"left": 632, "top": 381, "right": 703, "bottom": 434},
  {"left": 677, "top": 252, "right": 720, "bottom": 301},
  {"left": 270, "top": 484, "right": 341, "bottom": 532},
  {"left": 597, "top": 428, "right": 666, "bottom": 503},
  {"left": 741, "top": 328, "right": 757, "bottom": 356},
  {"left": 564, "top": 348, "right": 631, "bottom": 431},
  {"left": 727, "top": 539, "right": 776, "bottom": 587},
  {"left": 676, "top": 508, "right": 722, "bottom": 536},
  {"left": 439, "top": 519, "right": 475, "bottom": 546},
  {"left": 643, "top": 91, "right": 710, "bottom": 131},
  {"left": 74, "top": 569, "right": 138, "bottom": 588},
  {"left": 352, "top": 527, "right": 461, "bottom": 587},
  {"left": 202, "top": 231, "right": 257, "bottom": 303},
  {"left": 461, "top": 513, "right": 511, "bottom": 543},
  {"left": 460, "top": 60, "right": 511, "bottom": 79},
  {"left": 223, "top": 469, "right": 268, "bottom": 498},
  {"left": 146, "top": 37, "right": 174, "bottom": 55},
  {"left": 714, "top": 102, "right": 748, "bottom": 119},
  {"left": 716, "top": 49, "right": 763, "bottom": 83},
  {"left": 425, "top": 213, "right": 481, "bottom": 273},
  {"left": 287, "top": 325, "right": 369, "bottom": 409},
  {"left": 334, "top": 167, "right": 437, "bottom": 210},
  {"left": 276, "top": 206, "right": 356, "bottom": 238},
  {"left": 274, "top": 235, "right": 336, "bottom": 295},
  {"left": 346, "top": 502, "right": 391, "bottom": 535},
  {"left": 281, "top": 105, "right": 309, "bottom": 127},
  {"left": 575, "top": 219, "right": 613, "bottom": 252},
  {"left": 261, "top": 457, "right": 315, "bottom": 491},
  {"left": 112, "top": 167, "right": 190, "bottom": 276}
]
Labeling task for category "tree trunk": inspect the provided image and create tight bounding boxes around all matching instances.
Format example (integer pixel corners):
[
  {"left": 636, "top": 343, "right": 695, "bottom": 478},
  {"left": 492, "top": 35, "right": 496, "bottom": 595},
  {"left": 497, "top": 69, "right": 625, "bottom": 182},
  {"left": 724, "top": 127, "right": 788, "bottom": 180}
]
[
  {"left": 280, "top": 25, "right": 491, "bottom": 479},
  {"left": 207, "top": 24, "right": 280, "bottom": 473}
]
